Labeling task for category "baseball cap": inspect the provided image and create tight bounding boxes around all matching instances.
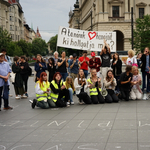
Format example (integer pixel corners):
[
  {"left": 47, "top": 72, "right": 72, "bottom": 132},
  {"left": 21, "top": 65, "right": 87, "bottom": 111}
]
[
  {"left": 0, "top": 53, "right": 4, "bottom": 56},
  {"left": 91, "top": 52, "right": 95, "bottom": 57}
]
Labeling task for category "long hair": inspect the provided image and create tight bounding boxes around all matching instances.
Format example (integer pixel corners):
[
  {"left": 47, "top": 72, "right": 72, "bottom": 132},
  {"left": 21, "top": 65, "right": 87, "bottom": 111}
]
[
  {"left": 113, "top": 53, "right": 120, "bottom": 61},
  {"left": 36, "top": 54, "right": 45, "bottom": 63},
  {"left": 65, "top": 76, "right": 75, "bottom": 91},
  {"left": 39, "top": 72, "right": 48, "bottom": 87},
  {"left": 132, "top": 66, "right": 139, "bottom": 75},
  {"left": 49, "top": 57, "right": 55, "bottom": 66},
  {"left": 106, "top": 70, "right": 113, "bottom": 82},
  {"left": 77, "top": 70, "right": 86, "bottom": 85},
  {"left": 53, "top": 72, "right": 62, "bottom": 81}
]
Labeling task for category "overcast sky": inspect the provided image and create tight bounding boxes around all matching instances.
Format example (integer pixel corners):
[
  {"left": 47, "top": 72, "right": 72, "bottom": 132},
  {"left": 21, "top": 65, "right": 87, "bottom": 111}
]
[{"left": 21, "top": 0, "right": 75, "bottom": 42}]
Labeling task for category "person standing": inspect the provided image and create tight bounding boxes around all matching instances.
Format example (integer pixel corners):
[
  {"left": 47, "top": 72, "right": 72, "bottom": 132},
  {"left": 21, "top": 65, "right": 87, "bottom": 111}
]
[
  {"left": 20, "top": 56, "right": 30, "bottom": 97},
  {"left": 53, "top": 51, "right": 60, "bottom": 71},
  {"left": 47, "top": 57, "right": 56, "bottom": 82},
  {"left": 12, "top": 56, "right": 27, "bottom": 99},
  {"left": 35, "top": 54, "right": 47, "bottom": 82},
  {"left": 111, "top": 53, "right": 122, "bottom": 93},
  {"left": 137, "top": 53, "right": 142, "bottom": 68},
  {"left": 57, "top": 51, "right": 68, "bottom": 81},
  {"left": 0, "top": 53, "right": 13, "bottom": 111},
  {"left": 119, "top": 65, "right": 133, "bottom": 101},
  {"left": 89, "top": 52, "right": 101, "bottom": 78},
  {"left": 69, "top": 53, "right": 80, "bottom": 81},
  {"left": 68, "top": 55, "right": 73, "bottom": 75},
  {"left": 100, "top": 40, "right": 111, "bottom": 79},
  {"left": 79, "top": 50, "right": 90, "bottom": 78},
  {"left": 141, "top": 47, "right": 150, "bottom": 92},
  {"left": 1, "top": 48, "right": 12, "bottom": 66}
]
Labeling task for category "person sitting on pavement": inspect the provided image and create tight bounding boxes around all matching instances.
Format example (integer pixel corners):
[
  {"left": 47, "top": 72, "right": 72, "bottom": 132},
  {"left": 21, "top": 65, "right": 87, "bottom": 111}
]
[
  {"left": 87, "top": 69, "right": 105, "bottom": 104},
  {"left": 50, "top": 72, "right": 70, "bottom": 107},
  {"left": 74, "top": 69, "right": 92, "bottom": 104},
  {"left": 0, "top": 53, "right": 13, "bottom": 111},
  {"left": 12, "top": 56, "right": 27, "bottom": 99},
  {"left": 63, "top": 76, "right": 75, "bottom": 105},
  {"left": 119, "top": 65, "right": 133, "bottom": 101},
  {"left": 130, "top": 66, "right": 142, "bottom": 100},
  {"left": 104, "top": 70, "right": 119, "bottom": 103},
  {"left": 29, "top": 72, "right": 56, "bottom": 109}
]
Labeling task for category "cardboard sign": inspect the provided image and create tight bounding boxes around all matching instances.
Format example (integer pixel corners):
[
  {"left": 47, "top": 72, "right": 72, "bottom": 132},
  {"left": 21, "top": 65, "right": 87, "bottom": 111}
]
[{"left": 57, "top": 26, "right": 116, "bottom": 52}]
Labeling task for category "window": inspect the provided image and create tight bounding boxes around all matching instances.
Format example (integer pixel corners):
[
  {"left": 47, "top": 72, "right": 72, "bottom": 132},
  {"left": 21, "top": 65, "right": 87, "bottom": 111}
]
[
  {"left": 10, "top": 16, "right": 13, "bottom": 21},
  {"left": 11, "top": 34, "right": 14, "bottom": 40},
  {"left": 15, "top": 26, "right": 17, "bottom": 31},
  {"left": 16, "top": 35, "right": 17, "bottom": 41},
  {"left": 112, "top": 6, "right": 119, "bottom": 17},
  {"left": 10, "top": 25, "right": 13, "bottom": 31},
  {"left": 139, "top": 8, "right": 144, "bottom": 18}
]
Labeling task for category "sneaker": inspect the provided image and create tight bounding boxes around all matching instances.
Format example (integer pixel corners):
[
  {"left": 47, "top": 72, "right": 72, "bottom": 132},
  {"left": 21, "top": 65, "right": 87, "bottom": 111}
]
[
  {"left": 67, "top": 102, "right": 70, "bottom": 105},
  {"left": 9, "top": 94, "right": 13, "bottom": 97},
  {"left": 71, "top": 102, "right": 74, "bottom": 105},
  {"left": 21, "top": 95, "right": 27, "bottom": 99},
  {"left": 3, "top": 106, "right": 13, "bottom": 110},
  {"left": 29, "top": 99, "right": 33, "bottom": 103},
  {"left": 15, "top": 96, "right": 20, "bottom": 100},
  {"left": 32, "top": 99, "right": 37, "bottom": 109},
  {"left": 25, "top": 93, "right": 28, "bottom": 97}
]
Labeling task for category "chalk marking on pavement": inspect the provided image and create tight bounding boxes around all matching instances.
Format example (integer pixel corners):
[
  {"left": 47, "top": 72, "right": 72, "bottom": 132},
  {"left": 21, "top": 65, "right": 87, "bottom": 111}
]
[
  {"left": 0, "top": 145, "right": 6, "bottom": 150},
  {"left": 78, "top": 120, "right": 84, "bottom": 128},
  {"left": 45, "top": 145, "right": 59, "bottom": 150},
  {"left": 30, "top": 121, "right": 39, "bottom": 127},
  {"left": 47, "top": 121, "right": 66, "bottom": 127},
  {"left": 139, "top": 121, "right": 150, "bottom": 127},
  {"left": 11, "top": 145, "right": 31, "bottom": 150},
  {"left": 98, "top": 121, "right": 111, "bottom": 127},
  {"left": 78, "top": 144, "right": 98, "bottom": 150}
]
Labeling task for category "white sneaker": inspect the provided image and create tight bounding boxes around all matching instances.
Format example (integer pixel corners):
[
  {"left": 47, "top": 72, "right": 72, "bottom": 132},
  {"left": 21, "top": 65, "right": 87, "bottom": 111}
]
[
  {"left": 67, "top": 102, "right": 70, "bottom": 105},
  {"left": 71, "top": 102, "right": 74, "bottom": 105},
  {"left": 9, "top": 94, "right": 13, "bottom": 97},
  {"left": 29, "top": 100, "right": 33, "bottom": 103},
  {"left": 15, "top": 96, "right": 20, "bottom": 100},
  {"left": 21, "top": 95, "right": 27, "bottom": 99}
]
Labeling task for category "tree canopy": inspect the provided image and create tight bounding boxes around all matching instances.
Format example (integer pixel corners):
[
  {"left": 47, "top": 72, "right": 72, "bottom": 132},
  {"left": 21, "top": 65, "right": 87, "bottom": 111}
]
[{"left": 132, "top": 15, "right": 150, "bottom": 53}]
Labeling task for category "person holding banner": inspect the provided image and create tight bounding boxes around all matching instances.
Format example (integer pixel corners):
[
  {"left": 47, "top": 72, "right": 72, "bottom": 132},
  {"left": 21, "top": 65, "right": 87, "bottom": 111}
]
[
  {"left": 89, "top": 52, "right": 101, "bottom": 77},
  {"left": 100, "top": 40, "right": 111, "bottom": 79},
  {"left": 57, "top": 51, "right": 69, "bottom": 81},
  {"left": 79, "top": 50, "right": 89, "bottom": 78}
]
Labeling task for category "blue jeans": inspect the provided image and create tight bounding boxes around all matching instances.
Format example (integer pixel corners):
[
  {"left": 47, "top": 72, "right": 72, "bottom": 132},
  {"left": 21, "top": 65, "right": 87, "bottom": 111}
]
[
  {"left": 83, "top": 70, "right": 88, "bottom": 79},
  {"left": 68, "top": 88, "right": 73, "bottom": 102},
  {"left": 115, "top": 76, "right": 120, "bottom": 92},
  {"left": 60, "top": 72, "right": 68, "bottom": 81},
  {"left": 142, "top": 71, "right": 150, "bottom": 92}
]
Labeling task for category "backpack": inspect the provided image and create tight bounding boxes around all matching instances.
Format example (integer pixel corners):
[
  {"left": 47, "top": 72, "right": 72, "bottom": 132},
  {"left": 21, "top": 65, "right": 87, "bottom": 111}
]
[{"left": 28, "top": 67, "right": 32, "bottom": 76}]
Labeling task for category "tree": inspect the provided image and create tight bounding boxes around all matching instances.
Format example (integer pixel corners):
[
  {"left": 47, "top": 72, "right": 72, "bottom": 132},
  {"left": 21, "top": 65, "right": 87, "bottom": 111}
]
[
  {"left": 132, "top": 15, "right": 150, "bottom": 53},
  {"left": 0, "top": 26, "right": 12, "bottom": 50},
  {"left": 32, "top": 38, "right": 48, "bottom": 56},
  {"left": 7, "top": 42, "right": 23, "bottom": 56}
]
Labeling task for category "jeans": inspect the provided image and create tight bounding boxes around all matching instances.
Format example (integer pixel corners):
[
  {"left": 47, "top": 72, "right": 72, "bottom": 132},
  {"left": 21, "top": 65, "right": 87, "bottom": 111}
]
[
  {"left": 115, "top": 76, "right": 120, "bottom": 92},
  {"left": 77, "top": 92, "right": 92, "bottom": 104},
  {"left": 120, "top": 90, "right": 130, "bottom": 101},
  {"left": 0, "top": 83, "right": 9, "bottom": 108},
  {"left": 105, "top": 89, "right": 119, "bottom": 103},
  {"left": 142, "top": 71, "right": 150, "bottom": 92},
  {"left": 21, "top": 74, "right": 29, "bottom": 92},
  {"left": 83, "top": 70, "right": 88, "bottom": 79},
  {"left": 68, "top": 88, "right": 73, "bottom": 102},
  {"left": 60, "top": 72, "right": 68, "bottom": 81}
]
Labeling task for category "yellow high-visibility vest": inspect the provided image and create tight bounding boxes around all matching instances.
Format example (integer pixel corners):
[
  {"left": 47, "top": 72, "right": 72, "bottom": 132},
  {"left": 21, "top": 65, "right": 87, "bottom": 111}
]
[
  {"left": 50, "top": 80, "right": 63, "bottom": 102},
  {"left": 87, "top": 78, "right": 101, "bottom": 96},
  {"left": 35, "top": 81, "right": 50, "bottom": 101}
]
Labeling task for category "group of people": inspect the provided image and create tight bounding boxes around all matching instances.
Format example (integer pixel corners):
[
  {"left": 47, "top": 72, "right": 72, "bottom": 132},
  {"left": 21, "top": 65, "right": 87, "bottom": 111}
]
[{"left": 0, "top": 43, "right": 149, "bottom": 110}]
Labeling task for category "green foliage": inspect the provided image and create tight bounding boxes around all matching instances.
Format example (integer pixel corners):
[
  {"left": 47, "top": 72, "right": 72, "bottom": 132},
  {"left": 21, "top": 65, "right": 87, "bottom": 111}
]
[
  {"left": 32, "top": 38, "right": 48, "bottom": 56},
  {"left": 132, "top": 15, "right": 150, "bottom": 53},
  {"left": 7, "top": 41, "right": 23, "bottom": 56},
  {"left": 0, "top": 26, "right": 12, "bottom": 49}
]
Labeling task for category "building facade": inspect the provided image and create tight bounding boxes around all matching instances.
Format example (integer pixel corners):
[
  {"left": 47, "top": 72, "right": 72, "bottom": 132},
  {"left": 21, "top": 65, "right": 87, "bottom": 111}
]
[
  {"left": 69, "top": 0, "right": 150, "bottom": 51},
  {"left": 8, "top": 0, "right": 24, "bottom": 41},
  {"left": 0, "top": 0, "right": 10, "bottom": 31},
  {"left": 24, "top": 24, "right": 32, "bottom": 43}
]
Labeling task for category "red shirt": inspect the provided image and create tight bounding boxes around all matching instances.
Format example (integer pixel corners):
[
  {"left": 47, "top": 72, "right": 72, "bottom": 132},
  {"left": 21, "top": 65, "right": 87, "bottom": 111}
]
[
  {"left": 89, "top": 57, "right": 101, "bottom": 72},
  {"left": 79, "top": 56, "right": 90, "bottom": 70}
]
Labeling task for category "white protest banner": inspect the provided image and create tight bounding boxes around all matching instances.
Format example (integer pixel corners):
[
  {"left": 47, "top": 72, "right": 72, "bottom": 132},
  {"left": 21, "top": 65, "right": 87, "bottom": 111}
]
[{"left": 57, "top": 26, "right": 116, "bottom": 52}]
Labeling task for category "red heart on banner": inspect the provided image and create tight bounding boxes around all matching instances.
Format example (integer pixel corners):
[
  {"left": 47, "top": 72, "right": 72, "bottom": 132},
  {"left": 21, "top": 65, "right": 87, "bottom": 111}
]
[{"left": 88, "top": 32, "right": 96, "bottom": 40}]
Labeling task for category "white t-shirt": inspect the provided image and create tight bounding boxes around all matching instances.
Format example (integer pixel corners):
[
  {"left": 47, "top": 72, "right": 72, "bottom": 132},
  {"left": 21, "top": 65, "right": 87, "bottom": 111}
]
[{"left": 126, "top": 57, "right": 137, "bottom": 66}]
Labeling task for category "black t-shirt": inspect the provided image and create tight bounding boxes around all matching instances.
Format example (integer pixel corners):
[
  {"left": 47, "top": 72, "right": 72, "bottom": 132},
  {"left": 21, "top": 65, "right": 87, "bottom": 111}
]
[
  {"left": 57, "top": 59, "right": 67, "bottom": 73},
  {"left": 101, "top": 53, "right": 111, "bottom": 67},
  {"left": 119, "top": 72, "right": 133, "bottom": 91}
]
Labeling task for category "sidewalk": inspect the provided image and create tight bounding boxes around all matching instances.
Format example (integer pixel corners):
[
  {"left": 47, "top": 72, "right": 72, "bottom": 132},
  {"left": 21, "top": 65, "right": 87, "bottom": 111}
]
[{"left": 0, "top": 76, "right": 150, "bottom": 150}]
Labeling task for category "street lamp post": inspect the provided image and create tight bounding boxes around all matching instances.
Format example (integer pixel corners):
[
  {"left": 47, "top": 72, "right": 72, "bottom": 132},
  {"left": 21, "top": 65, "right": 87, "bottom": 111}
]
[
  {"left": 91, "top": 11, "right": 92, "bottom": 31},
  {"left": 131, "top": 7, "right": 134, "bottom": 49}
]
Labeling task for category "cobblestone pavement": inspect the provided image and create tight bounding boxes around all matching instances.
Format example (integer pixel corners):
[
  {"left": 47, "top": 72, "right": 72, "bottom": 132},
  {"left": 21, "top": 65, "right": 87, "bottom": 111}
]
[{"left": 0, "top": 76, "right": 150, "bottom": 150}]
